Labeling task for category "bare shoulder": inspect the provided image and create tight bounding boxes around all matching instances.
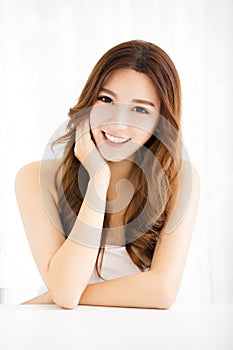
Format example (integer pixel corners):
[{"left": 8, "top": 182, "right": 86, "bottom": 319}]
[
  {"left": 15, "top": 158, "right": 63, "bottom": 177},
  {"left": 179, "top": 160, "right": 200, "bottom": 191},
  {"left": 15, "top": 158, "right": 63, "bottom": 198},
  {"left": 15, "top": 159, "right": 65, "bottom": 234},
  {"left": 180, "top": 160, "right": 200, "bottom": 205},
  {"left": 163, "top": 160, "right": 200, "bottom": 234},
  {"left": 15, "top": 160, "right": 41, "bottom": 189}
]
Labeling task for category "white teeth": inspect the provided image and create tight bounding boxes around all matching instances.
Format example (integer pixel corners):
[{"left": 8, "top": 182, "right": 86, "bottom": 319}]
[{"left": 104, "top": 132, "right": 129, "bottom": 144}]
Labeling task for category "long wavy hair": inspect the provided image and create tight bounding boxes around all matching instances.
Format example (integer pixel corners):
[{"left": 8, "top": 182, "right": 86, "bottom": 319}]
[{"left": 52, "top": 40, "right": 182, "bottom": 279}]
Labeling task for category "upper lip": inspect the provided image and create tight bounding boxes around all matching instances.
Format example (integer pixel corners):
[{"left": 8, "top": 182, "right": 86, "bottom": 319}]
[{"left": 102, "top": 130, "right": 130, "bottom": 139}]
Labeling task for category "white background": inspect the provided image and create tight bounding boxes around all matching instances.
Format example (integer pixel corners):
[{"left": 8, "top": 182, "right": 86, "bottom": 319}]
[{"left": 0, "top": 0, "right": 232, "bottom": 304}]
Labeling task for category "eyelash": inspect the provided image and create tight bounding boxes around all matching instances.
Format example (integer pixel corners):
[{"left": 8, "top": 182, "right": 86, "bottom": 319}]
[
  {"left": 97, "top": 95, "right": 113, "bottom": 104},
  {"left": 97, "top": 95, "right": 150, "bottom": 115},
  {"left": 132, "top": 106, "right": 149, "bottom": 114}
]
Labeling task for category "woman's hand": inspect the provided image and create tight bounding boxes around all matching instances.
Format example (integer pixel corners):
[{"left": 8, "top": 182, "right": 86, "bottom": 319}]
[{"left": 74, "top": 116, "right": 111, "bottom": 183}]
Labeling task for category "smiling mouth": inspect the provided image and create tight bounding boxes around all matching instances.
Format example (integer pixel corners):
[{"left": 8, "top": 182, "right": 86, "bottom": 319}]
[{"left": 102, "top": 131, "right": 130, "bottom": 144}]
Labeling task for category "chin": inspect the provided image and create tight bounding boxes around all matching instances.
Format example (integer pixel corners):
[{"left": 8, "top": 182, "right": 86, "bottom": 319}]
[{"left": 100, "top": 151, "right": 136, "bottom": 163}]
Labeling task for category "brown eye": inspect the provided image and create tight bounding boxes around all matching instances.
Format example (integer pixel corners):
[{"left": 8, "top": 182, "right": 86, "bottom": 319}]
[{"left": 97, "top": 95, "right": 113, "bottom": 104}]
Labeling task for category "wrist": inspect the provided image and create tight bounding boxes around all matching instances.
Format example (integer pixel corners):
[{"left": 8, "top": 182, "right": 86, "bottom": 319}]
[
  {"left": 94, "top": 172, "right": 110, "bottom": 187},
  {"left": 90, "top": 175, "right": 109, "bottom": 202},
  {"left": 90, "top": 165, "right": 111, "bottom": 189}
]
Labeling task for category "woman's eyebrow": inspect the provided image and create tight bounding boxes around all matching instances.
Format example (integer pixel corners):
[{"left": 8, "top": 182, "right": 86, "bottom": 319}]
[
  {"left": 100, "top": 87, "right": 155, "bottom": 107},
  {"left": 132, "top": 99, "right": 155, "bottom": 107},
  {"left": 100, "top": 87, "right": 117, "bottom": 97}
]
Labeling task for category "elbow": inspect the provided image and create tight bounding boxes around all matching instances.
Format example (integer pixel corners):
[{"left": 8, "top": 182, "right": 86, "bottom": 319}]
[
  {"left": 53, "top": 297, "right": 79, "bottom": 310},
  {"left": 50, "top": 292, "right": 80, "bottom": 310},
  {"left": 150, "top": 279, "right": 177, "bottom": 310},
  {"left": 46, "top": 273, "right": 82, "bottom": 310},
  {"left": 157, "top": 293, "right": 176, "bottom": 310},
  {"left": 159, "top": 284, "right": 178, "bottom": 310}
]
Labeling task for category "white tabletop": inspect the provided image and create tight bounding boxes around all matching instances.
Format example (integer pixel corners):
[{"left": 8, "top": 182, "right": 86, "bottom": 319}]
[{"left": 0, "top": 303, "right": 232, "bottom": 350}]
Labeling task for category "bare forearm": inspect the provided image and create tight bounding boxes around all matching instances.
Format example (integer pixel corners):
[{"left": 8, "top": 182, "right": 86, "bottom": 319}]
[
  {"left": 79, "top": 271, "right": 171, "bottom": 309},
  {"left": 46, "top": 178, "right": 109, "bottom": 309},
  {"left": 22, "top": 271, "right": 172, "bottom": 309},
  {"left": 21, "top": 291, "right": 54, "bottom": 305}
]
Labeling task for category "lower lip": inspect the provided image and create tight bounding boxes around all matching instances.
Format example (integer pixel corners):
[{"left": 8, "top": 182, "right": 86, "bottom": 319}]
[{"left": 102, "top": 131, "right": 129, "bottom": 148}]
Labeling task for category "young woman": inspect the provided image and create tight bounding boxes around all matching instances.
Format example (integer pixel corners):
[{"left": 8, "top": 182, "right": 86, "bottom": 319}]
[{"left": 15, "top": 40, "right": 200, "bottom": 310}]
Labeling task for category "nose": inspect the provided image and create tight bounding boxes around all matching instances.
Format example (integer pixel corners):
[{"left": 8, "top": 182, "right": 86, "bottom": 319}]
[{"left": 109, "top": 104, "right": 130, "bottom": 130}]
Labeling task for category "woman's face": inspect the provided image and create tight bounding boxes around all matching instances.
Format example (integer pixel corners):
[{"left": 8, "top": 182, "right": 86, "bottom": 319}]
[{"left": 90, "top": 68, "right": 160, "bottom": 162}]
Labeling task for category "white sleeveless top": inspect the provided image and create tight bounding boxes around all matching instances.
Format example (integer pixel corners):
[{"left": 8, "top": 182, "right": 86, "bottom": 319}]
[{"left": 88, "top": 246, "right": 143, "bottom": 284}]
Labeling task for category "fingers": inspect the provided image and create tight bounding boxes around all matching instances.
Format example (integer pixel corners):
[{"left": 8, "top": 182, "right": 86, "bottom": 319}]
[
  {"left": 75, "top": 116, "right": 91, "bottom": 143},
  {"left": 73, "top": 115, "right": 110, "bottom": 179}
]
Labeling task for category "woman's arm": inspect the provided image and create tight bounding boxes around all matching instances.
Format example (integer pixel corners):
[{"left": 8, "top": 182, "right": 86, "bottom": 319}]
[
  {"left": 21, "top": 271, "right": 168, "bottom": 309},
  {"left": 22, "top": 163, "right": 200, "bottom": 310},
  {"left": 16, "top": 118, "right": 111, "bottom": 310},
  {"left": 79, "top": 162, "right": 200, "bottom": 309},
  {"left": 21, "top": 290, "right": 54, "bottom": 305},
  {"left": 16, "top": 163, "right": 109, "bottom": 309}
]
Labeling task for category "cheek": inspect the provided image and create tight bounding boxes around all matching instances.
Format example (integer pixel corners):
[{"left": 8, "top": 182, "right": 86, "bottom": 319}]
[
  {"left": 130, "top": 117, "right": 158, "bottom": 142},
  {"left": 135, "top": 130, "right": 153, "bottom": 145}
]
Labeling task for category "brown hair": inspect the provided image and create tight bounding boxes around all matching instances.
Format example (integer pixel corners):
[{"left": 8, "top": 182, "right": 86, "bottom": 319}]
[{"left": 52, "top": 40, "right": 182, "bottom": 279}]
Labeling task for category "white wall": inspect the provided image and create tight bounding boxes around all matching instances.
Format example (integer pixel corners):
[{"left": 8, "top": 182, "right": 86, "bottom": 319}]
[{"left": 0, "top": 0, "right": 232, "bottom": 304}]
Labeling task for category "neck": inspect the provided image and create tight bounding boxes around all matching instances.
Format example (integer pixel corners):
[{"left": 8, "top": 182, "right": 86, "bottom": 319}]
[{"left": 109, "top": 158, "right": 133, "bottom": 180}]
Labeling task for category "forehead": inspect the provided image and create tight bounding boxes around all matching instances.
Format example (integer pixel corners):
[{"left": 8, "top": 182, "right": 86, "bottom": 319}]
[{"left": 102, "top": 68, "right": 159, "bottom": 104}]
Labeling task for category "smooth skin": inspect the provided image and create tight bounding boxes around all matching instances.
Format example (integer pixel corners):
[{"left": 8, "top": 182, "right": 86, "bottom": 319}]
[{"left": 15, "top": 69, "right": 200, "bottom": 309}]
